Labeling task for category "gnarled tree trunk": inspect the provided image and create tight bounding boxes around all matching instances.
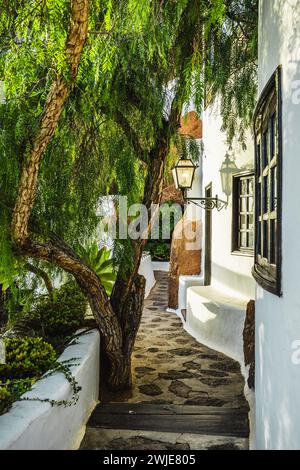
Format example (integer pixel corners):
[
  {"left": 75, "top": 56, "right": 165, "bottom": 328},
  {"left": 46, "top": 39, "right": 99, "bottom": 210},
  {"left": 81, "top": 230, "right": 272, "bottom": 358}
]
[
  {"left": 0, "top": 285, "right": 8, "bottom": 327},
  {"left": 12, "top": 0, "right": 89, "bottom": 243},
  {"left": 18, "top": 236, "right": 126, "bottom": 387}
]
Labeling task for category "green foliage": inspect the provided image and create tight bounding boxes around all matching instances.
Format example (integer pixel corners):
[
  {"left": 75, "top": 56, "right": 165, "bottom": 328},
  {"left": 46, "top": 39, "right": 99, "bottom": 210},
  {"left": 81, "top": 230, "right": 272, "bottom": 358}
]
[
  {"left": 0, "top": 337, "right": 57, "bottom": 379},
  {"left": 146, "top": 241, "right": 171, "bottom": 261},
  {"left": 0, "top": 336, "right": 82, "bottom": 415},
  {"left": 5, "top": 280, "right": 87, "bottom": 338},
  {"left": 204, "top": 0, "right": 258, "bottom": 147},
  {"left": 145, "top": 199, "right": 178, "bottom": 261},
  {"left": 0, "top": 0, "right": 258, "bottom": 304},
  {"left": 77, "top": 243, "right": 116, "bottom": 295},
  {"left": 32, "top": 281, "right": 87, "bottom": 336},
  {"left": 0, "top": 378, "right": 34, "bottom": 415}
]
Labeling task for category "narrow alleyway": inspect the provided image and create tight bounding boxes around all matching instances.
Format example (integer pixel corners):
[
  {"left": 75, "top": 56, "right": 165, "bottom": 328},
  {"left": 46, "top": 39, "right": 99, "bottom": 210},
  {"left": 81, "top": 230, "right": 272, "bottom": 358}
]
[{"left": 81, "top": 272, "right": 249, "bottom": 450}]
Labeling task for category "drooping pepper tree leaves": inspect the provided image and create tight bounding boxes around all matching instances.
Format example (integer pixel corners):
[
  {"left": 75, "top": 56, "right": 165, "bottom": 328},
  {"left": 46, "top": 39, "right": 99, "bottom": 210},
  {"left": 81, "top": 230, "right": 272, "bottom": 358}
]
[{"left": 0, "top": 0, "right": 258, "bottom": 389}]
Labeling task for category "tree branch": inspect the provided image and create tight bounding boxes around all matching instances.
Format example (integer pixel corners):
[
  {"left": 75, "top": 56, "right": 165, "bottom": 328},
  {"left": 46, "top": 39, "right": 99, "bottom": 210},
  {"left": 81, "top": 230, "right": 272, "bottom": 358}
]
[
  {"left": 114, "top": 109, "right": 147, "bottom": 162},
  {"left": 11, "top": 0, "right": 89, "bottom": 244},
  {"left": 25, "top": 262, "right": 53, "bottom": 299}
]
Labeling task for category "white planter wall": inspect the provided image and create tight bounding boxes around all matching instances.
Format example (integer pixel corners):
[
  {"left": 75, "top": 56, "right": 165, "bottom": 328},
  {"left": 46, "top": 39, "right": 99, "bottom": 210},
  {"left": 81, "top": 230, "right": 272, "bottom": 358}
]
[
  {"left": 0, "top": 329, "right": 100, "bottom": 450},
  {"left": 138, "top": 254, "right": 156, "bottom": 298},
  {"left": 151, "top": 261, "right": 169, "bottom": 272}
]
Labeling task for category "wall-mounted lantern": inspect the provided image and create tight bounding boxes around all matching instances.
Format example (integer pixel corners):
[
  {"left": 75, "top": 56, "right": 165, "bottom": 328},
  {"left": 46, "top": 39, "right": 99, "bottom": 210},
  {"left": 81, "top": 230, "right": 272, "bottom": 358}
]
[
  {"left": 172, "top": 156, "right": 227, "bottom": 211},
  {"left": 220, "top": 153, "right": 239, "bottom": 200},
  {"left": 172, "top": 156, "right": 198, "bottom": 191}
]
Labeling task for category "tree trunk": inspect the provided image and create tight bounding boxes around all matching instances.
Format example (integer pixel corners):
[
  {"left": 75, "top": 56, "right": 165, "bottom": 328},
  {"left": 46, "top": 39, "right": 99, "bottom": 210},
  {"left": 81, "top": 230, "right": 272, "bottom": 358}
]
[
  {"left": 109, "top": 117, "right": 179, "bottom": 388},
  {"left": 18, "top": 236, "right": 133, "bottom": 389},
  {"left": 0, "top": 285, "right": 8, "bottom": 327},
  {"left": 12, "top": 0, "right": 89, "bottom": 244},
  {"left": 111, "top": 119, "right": 172, "bottom": 316}
]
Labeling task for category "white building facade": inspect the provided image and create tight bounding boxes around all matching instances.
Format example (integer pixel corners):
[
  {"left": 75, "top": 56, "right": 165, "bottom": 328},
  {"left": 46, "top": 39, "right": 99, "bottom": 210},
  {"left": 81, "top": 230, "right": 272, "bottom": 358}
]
[
  {"left": 182, "top": 0, "right": 300, "bottom": 450},
  {"left": 254, "top": 0, "right": 300, "bottom": 450},
  {"left": 184, "top": 97, "right": 256, "bottom": 361}
]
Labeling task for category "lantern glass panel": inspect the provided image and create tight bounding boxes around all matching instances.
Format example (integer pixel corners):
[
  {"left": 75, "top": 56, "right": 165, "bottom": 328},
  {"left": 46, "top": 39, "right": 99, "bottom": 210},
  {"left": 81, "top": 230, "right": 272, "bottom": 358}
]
[{"left": 175, "top": 159, "right": 195, "bottom": 189}]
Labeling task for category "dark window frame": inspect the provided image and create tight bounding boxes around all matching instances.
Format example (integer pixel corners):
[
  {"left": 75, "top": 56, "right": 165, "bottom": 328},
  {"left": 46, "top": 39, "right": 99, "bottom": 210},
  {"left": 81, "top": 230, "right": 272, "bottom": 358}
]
[
  {"left": 252, "top": 66, "right": 282, "bottom": 296},
  {"left": 232, "top": 170, "right": 255, "bottom": 256}
]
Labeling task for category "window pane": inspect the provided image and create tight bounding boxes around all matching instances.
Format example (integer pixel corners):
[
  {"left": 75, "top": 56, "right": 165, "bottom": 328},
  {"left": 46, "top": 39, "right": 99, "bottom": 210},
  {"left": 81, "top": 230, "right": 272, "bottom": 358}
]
[
  {"left": 241, "top": 179, "right": 247, "bottom": 195},
  {"left": 257, "top": 221, "right": 261, "bottom": 256},
  {"left": 257, "top": 143, "right": 261, "bottom": 172},
  {"left": 249, "top": 178, "right": 254, "bottom": 195},
  {"left": 248, "top": 196, "right": 254, "bottom": 212},
  {"left": 270, "top": 219, "right": 276, "bottom": 264},
  {"left": 263, "top": 175, "right": 268, "bottom": 213},
  {"left": 263, "top": 220, "right": 268, "bottom": 259},
  {"left": 240, "top": 231, "right": 247, "bottom": 248},
  {"left": 241, "top": 197, "right": 247, "bottom": 212},
  {"left": 263, "top": 130, "right": 269, "bottom": 168},
  {"left": 248, "top": 231, "right": 254, "bottom": 249},
  {"left": 271, "top": 167, "right": 276, "bottom": 211},
  {"left": 240, "top": 214, "right": 247, "bottom": 229},
  {"left": 270, "top": 113, "right": 276, "bottom": 159},
  {"left": 249, "top": 213, "right": 254, "bottom": 229}
]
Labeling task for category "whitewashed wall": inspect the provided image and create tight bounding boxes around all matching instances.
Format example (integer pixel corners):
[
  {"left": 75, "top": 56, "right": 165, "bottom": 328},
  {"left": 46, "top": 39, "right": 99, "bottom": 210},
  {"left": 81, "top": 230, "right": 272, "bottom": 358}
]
[
  {"left": 255, "top": 0, "right": 300, "bottom": 450},
  {"left": 0, "top": 330, "right": 100, "bottom": 450},
  {"left": 138, "top": 253, "right": 156, "bottom": 298},
  {"left": 202, "top": 100, "right": 255, "bottom": 300}
]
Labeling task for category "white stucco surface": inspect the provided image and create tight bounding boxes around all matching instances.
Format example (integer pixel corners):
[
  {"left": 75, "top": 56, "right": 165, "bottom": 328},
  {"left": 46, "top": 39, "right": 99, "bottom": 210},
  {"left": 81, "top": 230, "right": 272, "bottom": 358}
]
[
  {"left": 178, "top": 274, "right": 204, "bottom": 312},
  {"left": 138, "top": 254, "right": 156, "bottom": 298},
  {"left": 0, "top": 329, "right": 100, "bottom": 450},
  {"left": 187, "top": 90, "right": 256, "bottom": 448},
  {"left": 202, "top": 100, "right": 255, "bottom": 300},
  {"left": 152, "top": 261, "right": 170, "bottom": 272},
  {"left": 255, "top": 0, "right": 300, "bottom": 450},
  {"left": 185, "top": 285, "right": 247, "bottom": 366}
]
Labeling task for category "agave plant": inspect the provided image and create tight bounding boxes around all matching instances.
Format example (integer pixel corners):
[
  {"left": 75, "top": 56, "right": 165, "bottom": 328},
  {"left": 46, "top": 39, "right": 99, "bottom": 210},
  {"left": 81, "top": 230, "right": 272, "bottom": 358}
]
[{"left": 77, "top": 242, "right": 116, "bottom": 296}]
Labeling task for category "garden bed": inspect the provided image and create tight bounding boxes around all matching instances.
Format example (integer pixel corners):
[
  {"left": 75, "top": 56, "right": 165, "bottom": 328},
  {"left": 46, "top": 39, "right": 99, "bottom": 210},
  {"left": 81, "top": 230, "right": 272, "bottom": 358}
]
[{"left": 0, "top": 329, "right": 100, "bottom": 450}]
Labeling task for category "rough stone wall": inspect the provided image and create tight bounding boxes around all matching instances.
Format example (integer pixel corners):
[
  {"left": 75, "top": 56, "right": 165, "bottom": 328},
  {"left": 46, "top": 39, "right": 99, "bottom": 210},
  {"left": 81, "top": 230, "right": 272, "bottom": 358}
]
[
  {"left": 243, "top": 300, "right": 255, "bottom": 389},
  {"left": 168, "top": 217, "right": 202, "bottom": 310}
]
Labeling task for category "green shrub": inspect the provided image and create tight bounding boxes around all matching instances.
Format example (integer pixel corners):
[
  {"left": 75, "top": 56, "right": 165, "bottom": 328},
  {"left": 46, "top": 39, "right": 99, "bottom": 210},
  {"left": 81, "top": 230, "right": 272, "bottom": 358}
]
[
  {"left": 77, "top": 243, "right": 116, "bottom": 295},
  {"left": 0, "top": 336, "right": 57, "bottom": 414},
  {"left": 40, "top": 281, "right": 86, "bottom": 333},
  {"left": 0, "top": 378, "right": 33, "bottom": 415},
  {"left": 146, "top": 241, "right": 171, "bottom": 261},
  {"left": 16, "top": 281, "right": 88, "bottom": 337},
  {"left": 0, "top": 337, "right": 57, "bottom": 379}
]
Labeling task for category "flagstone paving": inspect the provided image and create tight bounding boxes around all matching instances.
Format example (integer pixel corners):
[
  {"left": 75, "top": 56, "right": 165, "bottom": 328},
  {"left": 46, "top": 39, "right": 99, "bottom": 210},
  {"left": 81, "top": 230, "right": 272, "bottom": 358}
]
[{"left": 80, "top": 271, "right": 249, "bottom": 450}]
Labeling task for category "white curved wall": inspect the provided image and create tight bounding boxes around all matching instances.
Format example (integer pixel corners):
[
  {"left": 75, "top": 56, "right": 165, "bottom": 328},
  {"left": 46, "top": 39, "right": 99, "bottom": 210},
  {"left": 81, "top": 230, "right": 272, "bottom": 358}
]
[{"left": 0, "top": 330, "right": 100, "bottom": 450}]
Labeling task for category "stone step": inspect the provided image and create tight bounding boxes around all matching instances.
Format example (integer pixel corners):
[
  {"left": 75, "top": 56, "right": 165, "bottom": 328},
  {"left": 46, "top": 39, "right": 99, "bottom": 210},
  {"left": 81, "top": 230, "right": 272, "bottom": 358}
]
[{"left": 86, "top": 403, "right": 249, "bottom": 438}]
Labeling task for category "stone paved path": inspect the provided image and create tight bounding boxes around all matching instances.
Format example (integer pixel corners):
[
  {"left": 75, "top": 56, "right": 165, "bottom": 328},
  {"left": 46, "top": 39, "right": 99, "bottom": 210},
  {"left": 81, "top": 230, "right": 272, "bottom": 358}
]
[{"left": 81, "top": 271, "right": 249, "bottom": 450}]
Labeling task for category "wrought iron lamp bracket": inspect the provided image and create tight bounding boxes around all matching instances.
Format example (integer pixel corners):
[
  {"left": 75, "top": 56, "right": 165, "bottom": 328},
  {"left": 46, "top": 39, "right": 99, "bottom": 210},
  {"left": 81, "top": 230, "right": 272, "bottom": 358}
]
[{"left": 185, "top": 196, "right": 228, "bottom": 212}]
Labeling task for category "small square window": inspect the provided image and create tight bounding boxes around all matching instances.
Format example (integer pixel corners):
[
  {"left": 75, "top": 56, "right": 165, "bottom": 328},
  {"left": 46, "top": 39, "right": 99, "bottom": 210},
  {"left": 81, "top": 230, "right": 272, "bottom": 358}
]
[{"left": 232, "top": 172, "right": 255, "bottom": 255}]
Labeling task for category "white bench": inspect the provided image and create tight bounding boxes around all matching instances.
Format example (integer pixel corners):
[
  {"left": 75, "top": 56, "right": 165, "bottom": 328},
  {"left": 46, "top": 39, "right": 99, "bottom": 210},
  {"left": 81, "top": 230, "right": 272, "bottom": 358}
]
[
  {"left": 178, "top": 275, "right": 204, "bottom": 313},
  {"left": 185, "top": 286, "right": 248, "bottom": 365}
]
